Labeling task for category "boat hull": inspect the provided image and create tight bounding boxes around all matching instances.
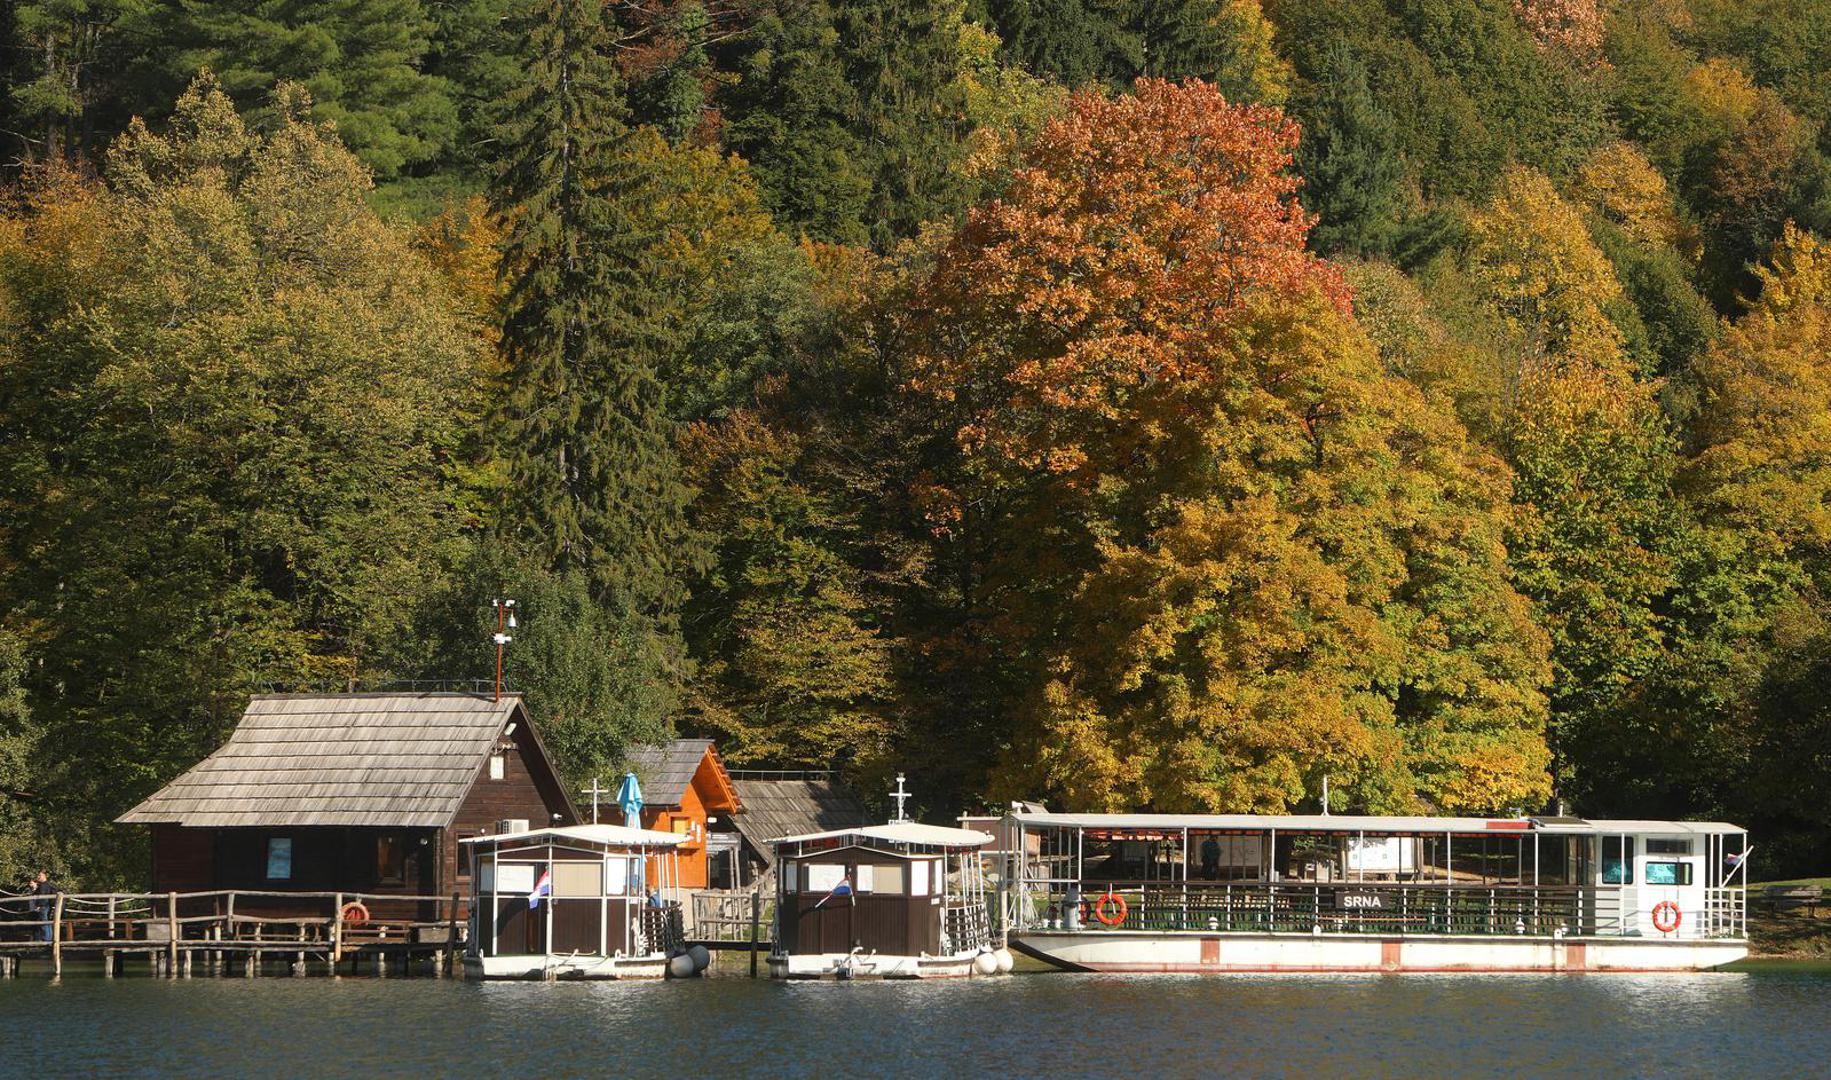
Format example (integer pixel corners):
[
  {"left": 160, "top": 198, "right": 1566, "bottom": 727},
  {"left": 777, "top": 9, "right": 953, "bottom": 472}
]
[
  {"left": 1009, "top": 931, "right": 1748, "bottom": 973},
  {"left": 464, "top": 953, "right": 671, "bottom": 979},
  {"left": 768, "top": 952, "right": 979, "bottom": 980}
]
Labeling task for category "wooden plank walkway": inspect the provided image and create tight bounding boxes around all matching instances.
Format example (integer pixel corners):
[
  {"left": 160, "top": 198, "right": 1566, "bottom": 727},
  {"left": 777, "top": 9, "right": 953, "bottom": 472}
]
[{"left": 0, "top": 889, "right": 465, "bottom": 978}]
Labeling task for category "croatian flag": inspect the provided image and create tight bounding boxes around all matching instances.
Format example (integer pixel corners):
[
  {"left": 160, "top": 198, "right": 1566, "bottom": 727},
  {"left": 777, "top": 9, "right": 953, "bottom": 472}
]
[
  {"left": 813, "top": 875, "right": 852, "bottom": 910},
  {"left": 528, "top": 868, "right": 552, "bottom": 910}
]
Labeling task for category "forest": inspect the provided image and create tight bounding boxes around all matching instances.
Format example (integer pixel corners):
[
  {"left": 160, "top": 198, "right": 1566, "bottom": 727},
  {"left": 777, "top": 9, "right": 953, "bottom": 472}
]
[{"left": 2, "top": 0, "right": 1831, "bottom": 885}]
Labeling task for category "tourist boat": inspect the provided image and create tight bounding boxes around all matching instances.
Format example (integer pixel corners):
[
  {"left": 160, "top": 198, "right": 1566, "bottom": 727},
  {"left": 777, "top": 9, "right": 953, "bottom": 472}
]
[
  {"left": 462, "top": 824, "right": 695, "bottom": 979},
  {"left": 767, "top": 821, "right": 1010, "bottom": 979},
  {"left": 999, "top": 812, "right": 1749, "bottom": 973}
]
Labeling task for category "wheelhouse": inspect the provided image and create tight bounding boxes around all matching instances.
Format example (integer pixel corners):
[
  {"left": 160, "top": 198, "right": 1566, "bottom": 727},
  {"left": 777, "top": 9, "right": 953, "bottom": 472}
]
[
  {"left": 462, "top": 824, "right": 687, "bottom": 978},
  {"left": 1005, "top": 813, "right": 1749, "bottom": 942},
  {"left": 770, "top": 822, "right": 996, "bottom": 978}
]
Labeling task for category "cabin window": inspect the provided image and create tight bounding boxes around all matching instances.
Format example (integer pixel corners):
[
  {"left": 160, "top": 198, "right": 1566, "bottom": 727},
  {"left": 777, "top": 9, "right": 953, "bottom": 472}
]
[
  {"left": 457, "top": 833, "right": 480, "bottom": 880},
  {"left": 806, "top": 863, "right": 846, "bottom": 893},
  {"left": 909, "top": 859, "right": 931, "bottom": 897},
  {"left": 376, "top": 834, "right": 406, "bottom": 885},
  {"left": 781, "top": 861, "right": 797, "bottom": 893},
  {"left": 1645, "top": 861, "right": 1693, "bottom": 887},
  {"left": 671, "top": 819, "right": 692, "bottom": 837},
  {"left": 873, "top": 863, "right": 905, "bottom": 895},
  {"left": 489, "top": 753, "right": 505, "bottom": 780},
  {"left": 1602, "top": 836, "right": 1636, "bottom": 885},
  {"left": 1647, "top": 839, "right": 1691, "bottom": 856},
  {"left": 854, "top": 865, "right": 875, "bottom": 893},
  {"left": 265, "top": 837, "right": 293, "bottom": 881},
  {"left": 554, "top": 862, "right": 602, "bottom": 897},
  {"left": 606, "top": 858, "right": 630, "bottom": 895}
]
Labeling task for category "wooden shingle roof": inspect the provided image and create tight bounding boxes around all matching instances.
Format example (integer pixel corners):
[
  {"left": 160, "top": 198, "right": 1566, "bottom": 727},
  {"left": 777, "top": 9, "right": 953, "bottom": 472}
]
[
  {"left": 625, "top": 739, "right": 717, "bottom": 807},
  {"left": 117, "top": 693, "right": 524, "bottom": 828},
  {"left": 730, "top": 775, "right": 871, "bottom": 866}
]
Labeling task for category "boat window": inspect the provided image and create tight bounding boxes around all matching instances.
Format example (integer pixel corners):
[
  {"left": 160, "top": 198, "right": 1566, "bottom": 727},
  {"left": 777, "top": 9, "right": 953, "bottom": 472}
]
[
  {"left": 605, "top": 857, "right": 630, "bottom": 895},
  {"left": 855, "top": 865, "right": 875, "bottom": 893},
  {"left": 1645, "top": 861, "right": 1693, "bottom": 886},
  {"left": 781, "top": 860, "right": 797, "bottom": 893},
  {"left": 873, "top": 863, "right": 905, "bottom": 895},
  {"left": 554, "top": 862, "right": 602, "bottom": 897},
  {"left": 1647, "top": 839, "right": 1690, "bottom": 855},
  {"left": 910, "top": 859, "right": 931, "bottom": 897},
  {"left": 1601, "top": 836, "right": 1635, "bottom": 884}
]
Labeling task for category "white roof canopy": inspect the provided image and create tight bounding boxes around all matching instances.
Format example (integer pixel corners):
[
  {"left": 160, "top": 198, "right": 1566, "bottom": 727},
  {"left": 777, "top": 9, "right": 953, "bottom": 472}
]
[
  {"left": 462, "top": 823, "right": 686, "bottom": 849},
  {"left": 771, "top": 822, "right": 994, "bottom": 849},
  {"left": 1004, "top": 812, "right": 1745, "bottom": 836}
]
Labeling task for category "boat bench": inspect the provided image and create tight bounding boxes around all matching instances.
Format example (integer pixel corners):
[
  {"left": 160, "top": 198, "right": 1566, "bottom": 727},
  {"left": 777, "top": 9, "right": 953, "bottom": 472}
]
[{"left": 1761, "top": 885, "right": 1821, "bottom": 914}]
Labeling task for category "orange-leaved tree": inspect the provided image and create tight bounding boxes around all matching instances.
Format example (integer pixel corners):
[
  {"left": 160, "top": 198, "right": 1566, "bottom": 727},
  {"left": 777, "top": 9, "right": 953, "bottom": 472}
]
[{"left": 897, "top": 79, "right": 1551, "bottom": 814}]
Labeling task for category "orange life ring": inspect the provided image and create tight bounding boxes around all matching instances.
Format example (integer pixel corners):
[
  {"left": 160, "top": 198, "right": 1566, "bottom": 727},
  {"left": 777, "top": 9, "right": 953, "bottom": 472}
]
[
  {"left": 1651, "top": 901, "right": 1681, "bottom": 934},
  {"left": 1093, "top": 891, "right": 1128, "bottom": 927},
  {"left": 340, "top": 901, "right": 370, "bottom": 927}
]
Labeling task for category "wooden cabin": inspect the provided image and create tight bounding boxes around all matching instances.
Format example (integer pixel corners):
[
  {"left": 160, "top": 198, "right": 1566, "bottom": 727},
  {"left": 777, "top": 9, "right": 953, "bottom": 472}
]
[
  {"left": 625, "top": 740, "right": 741, "bottom": 890},
  {"left": 116, "top": 692, "right": 577, "bottom": 921}
]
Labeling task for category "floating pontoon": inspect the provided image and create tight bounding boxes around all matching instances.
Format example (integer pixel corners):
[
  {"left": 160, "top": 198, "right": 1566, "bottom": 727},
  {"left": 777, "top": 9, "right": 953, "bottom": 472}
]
[
  {"left": 1001, "top": 813, "right": 1749, "bottom": 973},
  {"left": 462, "top": 824, "right": 690, "bottom": 979},
  {"left": 768, "top": 822, "right": 1007, "bottom": 979}
]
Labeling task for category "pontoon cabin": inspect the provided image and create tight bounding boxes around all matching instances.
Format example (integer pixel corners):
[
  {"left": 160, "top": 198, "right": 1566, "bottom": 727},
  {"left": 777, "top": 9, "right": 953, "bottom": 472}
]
[
  {"left": 1002, "top": 812, "right": 1750, "bottom": 973},
  {"left": 770, "top": 822, "right": 999, "bottom": 979},
  {"left": 462, "top": 824, "right": 687, "bottom": 979}
]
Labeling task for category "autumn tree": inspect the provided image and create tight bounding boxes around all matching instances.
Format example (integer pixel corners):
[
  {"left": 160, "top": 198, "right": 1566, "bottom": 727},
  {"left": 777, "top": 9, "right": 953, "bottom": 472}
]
[
  {"left": 898, "top": 79, "right": 1552, "bottom": 814},
  {"left": 0, "top": 78, "right": 482, "bottom": 877},
  {"left": 1467, "top": 164, "right": 1685, "bottom": 790}
]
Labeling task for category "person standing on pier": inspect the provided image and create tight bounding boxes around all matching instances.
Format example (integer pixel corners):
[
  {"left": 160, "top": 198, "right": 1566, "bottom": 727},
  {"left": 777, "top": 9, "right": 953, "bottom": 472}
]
[{"left": 31, "top": 871, "right": 56, "bottom": 942}]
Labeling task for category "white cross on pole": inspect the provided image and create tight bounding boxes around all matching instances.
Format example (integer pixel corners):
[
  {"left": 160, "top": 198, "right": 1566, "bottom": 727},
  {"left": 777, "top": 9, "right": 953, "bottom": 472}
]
[
  {"left": 890, "top": 773, "right": 911, "bottom": 823},
  {"left": 582, "top": 778, "right": 605, "bottom": 824}
]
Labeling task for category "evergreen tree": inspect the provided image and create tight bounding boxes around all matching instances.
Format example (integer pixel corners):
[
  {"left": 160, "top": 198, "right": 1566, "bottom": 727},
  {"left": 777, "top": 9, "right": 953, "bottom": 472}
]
[
  {"left": 129, "top": 0, "right": 459, "bottom": 179},
  {"left": 1297, "top": 45, "right": 1406, "bottom": 256},
  {"left": 491, "top": 0, "right": 698, "bottom": 619}
]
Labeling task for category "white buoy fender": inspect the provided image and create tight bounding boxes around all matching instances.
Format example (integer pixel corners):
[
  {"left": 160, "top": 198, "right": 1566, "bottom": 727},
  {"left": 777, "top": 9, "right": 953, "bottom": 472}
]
[
  {"left": 688, "top": 945, "right": 712, "bottom": 972},
  {"left": 972, "top": 951, "right": 999, "bottom": 976},
  {"left": 994, "top": 948, "right": 1015, "bottom": 974},
  {"left": 667, "top": 952, "right": 697, "bottom": 978}
]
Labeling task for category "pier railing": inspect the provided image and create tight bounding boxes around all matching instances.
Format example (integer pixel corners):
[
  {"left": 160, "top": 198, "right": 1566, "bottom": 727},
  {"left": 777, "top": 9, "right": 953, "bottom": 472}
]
[
  {"left": 1012, "top": 881, "right": 1746, "bottom": 940},
  {"left": 0, "top": 889, "right": 469, "bottom": 975}
]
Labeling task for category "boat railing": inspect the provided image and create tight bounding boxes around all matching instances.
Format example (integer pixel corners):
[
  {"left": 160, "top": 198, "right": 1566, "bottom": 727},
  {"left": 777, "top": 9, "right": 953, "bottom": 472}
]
[{"left": 1011, "top": 881, "right": 1742, "bottom": 939}]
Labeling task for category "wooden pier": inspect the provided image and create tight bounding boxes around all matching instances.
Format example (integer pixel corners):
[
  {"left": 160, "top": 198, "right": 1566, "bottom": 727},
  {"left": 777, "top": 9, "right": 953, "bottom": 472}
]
[{"left": 0, "top": 889, "right": 466, "bottom": 979}]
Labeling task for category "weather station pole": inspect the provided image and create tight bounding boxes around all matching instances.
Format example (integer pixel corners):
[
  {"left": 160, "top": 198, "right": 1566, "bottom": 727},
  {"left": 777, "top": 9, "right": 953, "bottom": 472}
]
[{"left": 492, "top": 599, "right": 516, "bottom": 702}]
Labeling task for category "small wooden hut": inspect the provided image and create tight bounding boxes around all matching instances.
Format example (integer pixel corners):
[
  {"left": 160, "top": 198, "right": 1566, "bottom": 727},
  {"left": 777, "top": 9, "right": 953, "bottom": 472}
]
[
  {"left": 624, "top": 739, "right": 742, "bottom": 889},
  {"left": 116, "top": 692, "right": 576, "bottom": 922}
]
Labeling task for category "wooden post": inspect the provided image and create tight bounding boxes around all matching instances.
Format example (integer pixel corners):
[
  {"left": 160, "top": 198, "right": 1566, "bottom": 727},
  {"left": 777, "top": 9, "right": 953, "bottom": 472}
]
[
  {"left": 165, "top": 892, "right": 178, "bottom": 977},
  {"left": 51, "top": 892, "right": 64, "bottom": 978},
  {"left": 448, "top": 892, "right": 460, "bottom": 977},
  {"left": 244, "top": 951, "right": 256, "bottom": 978},
  {"left": 748, "top": 889, "right": 762, "bottom": 978},
  {"left": 332, "top": 893, "right": 344, "bottom": 969},
  {"left": 103, "top": 894, "right": 117, "bottom": 977}
]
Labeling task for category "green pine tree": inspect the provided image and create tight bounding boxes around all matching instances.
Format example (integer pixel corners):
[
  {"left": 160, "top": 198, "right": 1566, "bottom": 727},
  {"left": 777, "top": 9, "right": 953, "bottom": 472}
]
[
  {"left": 1297, "top": 46, "right": 1406, "bottom": 256},
  {"left": 491, "top": 0, "right": 699, "bottom": 618}
]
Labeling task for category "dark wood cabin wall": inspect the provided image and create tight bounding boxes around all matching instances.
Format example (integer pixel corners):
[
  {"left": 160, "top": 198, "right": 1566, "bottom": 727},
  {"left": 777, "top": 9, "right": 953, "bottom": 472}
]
[
  {"left": 443, "top": 724, "right": 575, "bottom": 912},
  {"left": 150, "top": 825, "right": 442, "bottom": 919}
]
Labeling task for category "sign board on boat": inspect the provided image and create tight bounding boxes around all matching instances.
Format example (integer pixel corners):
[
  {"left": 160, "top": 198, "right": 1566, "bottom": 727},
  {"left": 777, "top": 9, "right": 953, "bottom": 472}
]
[{"left": 1334, "top": 889, "right": 1388, "bottom": 912}]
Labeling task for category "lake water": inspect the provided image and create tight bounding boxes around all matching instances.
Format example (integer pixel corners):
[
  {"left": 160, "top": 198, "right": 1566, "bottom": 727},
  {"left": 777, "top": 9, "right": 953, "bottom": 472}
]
[{"left": 3, "top": 967, "right": 1828, "bottom": 1078}]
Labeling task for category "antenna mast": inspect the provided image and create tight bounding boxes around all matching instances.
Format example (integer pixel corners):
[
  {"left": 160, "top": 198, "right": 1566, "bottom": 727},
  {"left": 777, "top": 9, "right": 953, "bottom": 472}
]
[{"left": 492, "top": 598, "right": 517, "bottom": 702}]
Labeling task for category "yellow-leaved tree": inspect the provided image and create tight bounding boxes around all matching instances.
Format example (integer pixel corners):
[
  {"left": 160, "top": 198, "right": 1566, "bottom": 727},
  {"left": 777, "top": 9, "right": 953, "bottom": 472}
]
[{"left": 898, "top": 80, "right": 1552, "bottom": 814}]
